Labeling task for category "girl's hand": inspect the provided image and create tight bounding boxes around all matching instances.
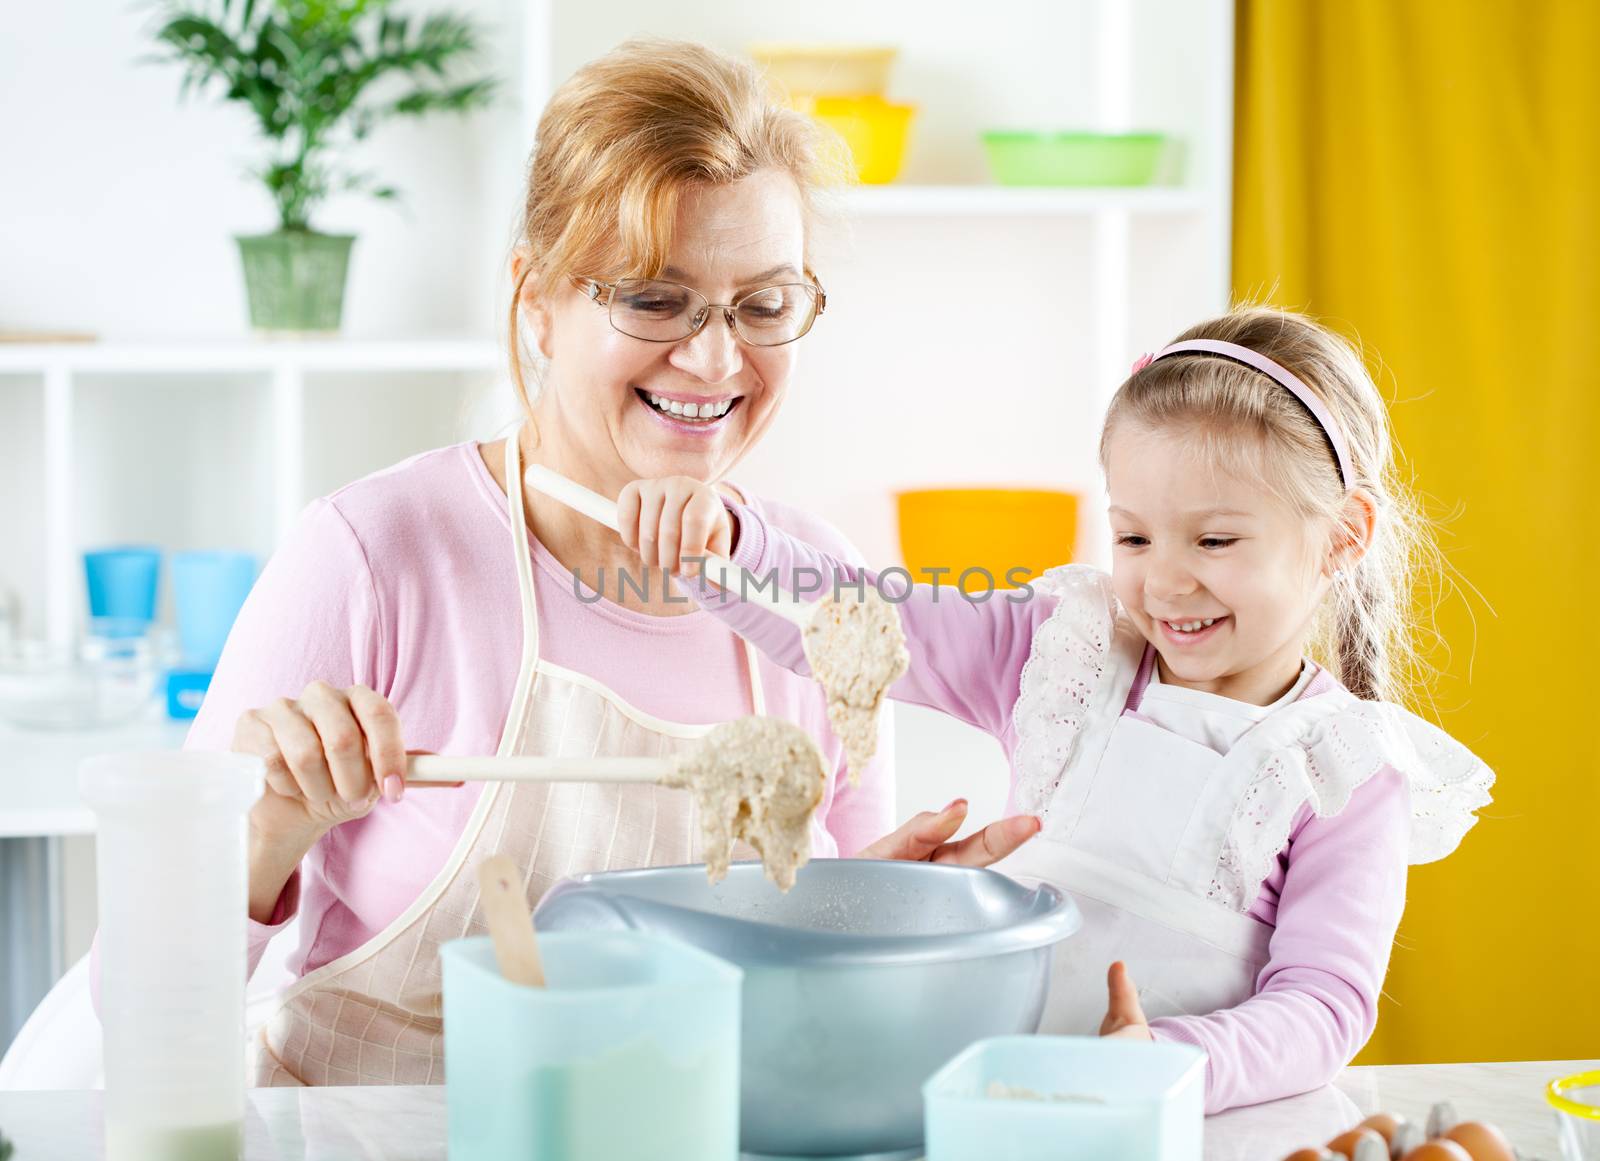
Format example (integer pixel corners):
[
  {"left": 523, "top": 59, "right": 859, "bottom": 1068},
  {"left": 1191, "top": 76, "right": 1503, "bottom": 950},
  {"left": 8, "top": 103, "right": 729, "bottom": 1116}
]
[
  {"left": 617, "top": 476, "right": 733, "bottom": 575},
  {"left": 1100, "top": 961, "right": 1156, "bottom": 1041},
  {"left": 857, "top": 799, "right": 1041, "bottom": 867}
]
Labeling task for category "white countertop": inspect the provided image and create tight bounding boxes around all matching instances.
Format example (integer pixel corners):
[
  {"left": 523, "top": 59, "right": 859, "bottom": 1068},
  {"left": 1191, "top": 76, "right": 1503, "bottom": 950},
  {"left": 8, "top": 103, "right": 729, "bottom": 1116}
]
[
  {"left": 0, "top": 1060, "right": 1589, "bottom": 1160},
  {"left": 0, "top": 717, "right": 189, "bottom": 837}
]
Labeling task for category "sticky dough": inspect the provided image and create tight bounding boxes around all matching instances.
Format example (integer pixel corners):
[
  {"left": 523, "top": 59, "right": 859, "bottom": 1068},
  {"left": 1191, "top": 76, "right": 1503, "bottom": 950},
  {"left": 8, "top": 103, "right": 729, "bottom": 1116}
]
[
  {"left": 800, "top": 589, "right": 909, "bottom": 786},
  {"left": 669, "top": 716, "right": 827, "bottom": 892}
]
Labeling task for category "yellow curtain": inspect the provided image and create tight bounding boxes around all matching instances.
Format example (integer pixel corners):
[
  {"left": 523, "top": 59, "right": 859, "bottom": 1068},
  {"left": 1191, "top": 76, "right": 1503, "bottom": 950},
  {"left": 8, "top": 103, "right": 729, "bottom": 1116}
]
[{"left": 1234, "top": 1, "right": 1599, "bottom": 1063}]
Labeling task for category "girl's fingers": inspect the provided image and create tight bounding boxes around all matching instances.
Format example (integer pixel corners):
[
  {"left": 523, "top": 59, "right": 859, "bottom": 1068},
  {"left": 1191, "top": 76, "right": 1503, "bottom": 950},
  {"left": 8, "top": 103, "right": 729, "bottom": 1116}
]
[
  {"left": 299, "top": 681, "right": 375, "bottom": 808},
  {"left": 1101, "top": 961, "right": 1148, "bottom": 1035},
  {"left": 615, "top": 481, "right": 642, "bottom": 551},
  {"left": 858, "top": 800, "right": 968, "bottom": 861},
  {"left": 636, "top": 485, "right": 667, "bottom": 571},
  {"left": 932, "top": 814, "right": 1041, "bottom": 868},
  {"left": 657, "top": 486, "right": 691, "bottom": 573}
]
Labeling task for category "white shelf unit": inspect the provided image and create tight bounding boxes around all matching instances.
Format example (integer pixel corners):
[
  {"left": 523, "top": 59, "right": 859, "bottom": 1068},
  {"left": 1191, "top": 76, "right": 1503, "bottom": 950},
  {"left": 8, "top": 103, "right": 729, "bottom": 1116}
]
[
  {"left": 0, "top": 340, "right": 503, "bottom": 648},
  {"left": 520, "top": 0, "right": 1235, "bottom": 572}
]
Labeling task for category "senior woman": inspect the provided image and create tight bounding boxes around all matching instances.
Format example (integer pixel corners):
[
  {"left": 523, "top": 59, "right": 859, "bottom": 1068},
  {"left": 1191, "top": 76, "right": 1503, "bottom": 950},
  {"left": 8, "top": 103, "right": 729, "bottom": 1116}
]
[{"left": 183, "top": 40, "right": 1040, "bottom": 1086}]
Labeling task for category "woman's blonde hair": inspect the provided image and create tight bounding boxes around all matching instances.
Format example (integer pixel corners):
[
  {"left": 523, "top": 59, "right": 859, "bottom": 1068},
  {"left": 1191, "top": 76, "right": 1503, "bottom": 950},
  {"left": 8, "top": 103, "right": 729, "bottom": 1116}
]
[
  {"left": 1100, "top": 306, "right": 1441, "bottom": 704},
  {"left": 507, "top": 39, "right": 834, "bottom": 410}
]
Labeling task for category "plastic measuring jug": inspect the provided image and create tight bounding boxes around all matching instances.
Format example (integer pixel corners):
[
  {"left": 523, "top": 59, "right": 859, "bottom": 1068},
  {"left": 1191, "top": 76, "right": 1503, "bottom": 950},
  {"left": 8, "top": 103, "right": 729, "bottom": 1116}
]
[{"left": 80, "top": 751, "right": 263, "bottom": 1161}]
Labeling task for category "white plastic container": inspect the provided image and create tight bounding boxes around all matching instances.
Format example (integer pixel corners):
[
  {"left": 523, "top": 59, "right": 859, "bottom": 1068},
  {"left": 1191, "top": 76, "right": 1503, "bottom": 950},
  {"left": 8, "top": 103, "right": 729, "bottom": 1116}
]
[
  {"left": 81, "top": 751, "right": 263, "bottom": 1161},
  {"left": 923, "top": 1035, "right": 1206, "bottom": 1161}
]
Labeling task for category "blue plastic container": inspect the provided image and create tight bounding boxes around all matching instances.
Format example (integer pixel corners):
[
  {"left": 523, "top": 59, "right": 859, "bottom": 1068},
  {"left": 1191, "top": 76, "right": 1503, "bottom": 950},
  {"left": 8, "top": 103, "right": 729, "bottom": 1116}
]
[
  {"left": 440, "top": 930, "right": 742, "bottom": 1161},
  {"left": 171, "top": 551, "right": 256, "bottom": 668},
  {"left": 923, "top": 1036, "right": 1206, "bottom": 1161},
  {"left": 83, "top": 547, "right": 161, "bottom": 631}
]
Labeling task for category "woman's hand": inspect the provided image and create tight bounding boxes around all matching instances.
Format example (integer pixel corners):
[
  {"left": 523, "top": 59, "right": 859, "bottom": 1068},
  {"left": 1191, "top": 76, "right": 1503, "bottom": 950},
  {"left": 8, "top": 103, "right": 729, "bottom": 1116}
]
[
  {"left": 232, "top": 681, "right": 412, "bottom": 922},
  {"left": 857, "top": 799, "right": 1041, "bottom": 867},
  {"left": 617, "top": 476, "right": 733, "bottom": 575},
  {"left": 1099, "top": 961, "right": 1155, "bottom": 1041}
]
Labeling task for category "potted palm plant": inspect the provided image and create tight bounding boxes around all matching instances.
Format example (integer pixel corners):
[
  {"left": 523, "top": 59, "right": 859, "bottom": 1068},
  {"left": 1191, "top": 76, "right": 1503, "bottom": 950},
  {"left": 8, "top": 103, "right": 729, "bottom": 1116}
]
[{"left": 152, "top": 0, "right": 495, "bottom": 333}]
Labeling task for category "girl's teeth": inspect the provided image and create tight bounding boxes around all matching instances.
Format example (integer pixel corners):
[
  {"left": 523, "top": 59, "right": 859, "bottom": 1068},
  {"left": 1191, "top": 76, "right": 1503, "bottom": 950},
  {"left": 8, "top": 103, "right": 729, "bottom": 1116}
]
[
  {"left": 1169, "top": 618, "right": 1218, "bottom": 633},
  {"left": 645, "top": 392, "right": 733, "bottom": 422}
]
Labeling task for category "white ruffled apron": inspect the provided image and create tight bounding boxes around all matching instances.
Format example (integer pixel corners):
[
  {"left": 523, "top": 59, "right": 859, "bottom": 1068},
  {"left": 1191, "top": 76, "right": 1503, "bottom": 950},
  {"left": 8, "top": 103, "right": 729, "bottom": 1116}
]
[
  {"left": 998, "top": 564, "right": 1494, "bottom": 1035},
  {"left": 251, "top": 430, "right": 779, "bottom": 1085}
]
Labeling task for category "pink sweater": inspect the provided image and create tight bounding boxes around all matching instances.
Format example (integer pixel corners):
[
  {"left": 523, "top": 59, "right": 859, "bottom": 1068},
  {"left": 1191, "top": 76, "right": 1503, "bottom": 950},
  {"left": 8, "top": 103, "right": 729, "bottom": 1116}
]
[
  {"left": 188, "top": 443, "right": 896, "bottom": 981},
  {"left": 697, "top": 499, "right": 1413, "bottom": 1114}
]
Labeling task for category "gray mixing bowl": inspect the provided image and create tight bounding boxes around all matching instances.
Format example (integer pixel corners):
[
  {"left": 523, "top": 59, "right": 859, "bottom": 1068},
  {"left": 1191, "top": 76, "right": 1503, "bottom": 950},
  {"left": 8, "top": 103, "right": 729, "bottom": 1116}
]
[{"left": 533, "top": 858, "right": 1080, "bottom": 1160}]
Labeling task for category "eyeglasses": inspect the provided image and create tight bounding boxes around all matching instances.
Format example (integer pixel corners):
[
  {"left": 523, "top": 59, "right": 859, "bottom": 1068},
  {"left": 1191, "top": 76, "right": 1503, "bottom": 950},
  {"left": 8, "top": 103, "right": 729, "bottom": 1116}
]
[{"left": 573, "top": 274, "right": 826, "bottom": 347}]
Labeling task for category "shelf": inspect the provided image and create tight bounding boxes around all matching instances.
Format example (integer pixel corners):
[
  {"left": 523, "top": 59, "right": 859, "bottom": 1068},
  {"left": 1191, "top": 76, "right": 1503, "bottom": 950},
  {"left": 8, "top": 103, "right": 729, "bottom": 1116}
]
[
  {"left": 0, "top": 337, "right": 503, "bottom": 375},
  {"left": 838, "top": 184, "right": 1207, "bottom": 217}
]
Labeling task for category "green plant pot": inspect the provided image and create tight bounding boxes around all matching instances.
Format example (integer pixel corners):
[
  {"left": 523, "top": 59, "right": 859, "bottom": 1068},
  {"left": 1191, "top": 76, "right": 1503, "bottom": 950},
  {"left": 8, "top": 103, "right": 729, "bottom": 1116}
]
[
  {"left": 235, "top": 230, "right": 355, "bottom": 333},
  {"left": 981, "top": 131, "right": 1168, "bottom": 186}
]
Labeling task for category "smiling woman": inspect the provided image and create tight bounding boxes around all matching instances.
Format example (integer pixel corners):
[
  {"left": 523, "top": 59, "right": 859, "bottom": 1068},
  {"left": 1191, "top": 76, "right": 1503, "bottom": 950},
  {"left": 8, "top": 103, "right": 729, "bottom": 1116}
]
[{"left": 120, "top": 37, "right": 1040, "bottom": 1089}]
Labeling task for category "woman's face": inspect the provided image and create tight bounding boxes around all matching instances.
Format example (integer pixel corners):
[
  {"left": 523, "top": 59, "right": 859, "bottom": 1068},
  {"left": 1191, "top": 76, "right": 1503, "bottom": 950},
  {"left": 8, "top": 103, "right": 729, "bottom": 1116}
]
[{"left": 524, "top": 168, "right": 808, "bottom": 491}]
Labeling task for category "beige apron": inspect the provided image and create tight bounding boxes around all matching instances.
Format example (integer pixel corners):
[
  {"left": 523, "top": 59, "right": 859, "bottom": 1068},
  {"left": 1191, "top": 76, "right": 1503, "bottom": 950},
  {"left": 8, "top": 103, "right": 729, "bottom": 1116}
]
[{"left": 252, "top": 431, "right": 774, "bottom": 1085}]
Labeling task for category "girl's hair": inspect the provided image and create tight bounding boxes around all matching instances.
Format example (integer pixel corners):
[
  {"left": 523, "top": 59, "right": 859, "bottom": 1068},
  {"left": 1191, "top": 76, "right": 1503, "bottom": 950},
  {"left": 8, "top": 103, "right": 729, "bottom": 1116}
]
[
  {"left": 1100, "top": 306, "right": 1440, "bottom": 704},
  {"left": 507, "top": 39, "right": 835, "bottom": 411}
]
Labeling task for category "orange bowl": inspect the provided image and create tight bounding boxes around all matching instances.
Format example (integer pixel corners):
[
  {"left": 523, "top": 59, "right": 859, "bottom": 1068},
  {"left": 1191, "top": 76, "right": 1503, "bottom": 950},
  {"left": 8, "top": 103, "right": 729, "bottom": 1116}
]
[{"left": 896, "top": 488, "right": 1078, "bottom": 594}]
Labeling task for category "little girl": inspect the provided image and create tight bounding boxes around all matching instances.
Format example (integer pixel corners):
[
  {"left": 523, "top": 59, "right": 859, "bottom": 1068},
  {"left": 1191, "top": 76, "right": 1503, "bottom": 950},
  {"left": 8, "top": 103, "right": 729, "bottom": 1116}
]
[{"left": 612, "top": 307, "right": 1495, "bottom": 1113}]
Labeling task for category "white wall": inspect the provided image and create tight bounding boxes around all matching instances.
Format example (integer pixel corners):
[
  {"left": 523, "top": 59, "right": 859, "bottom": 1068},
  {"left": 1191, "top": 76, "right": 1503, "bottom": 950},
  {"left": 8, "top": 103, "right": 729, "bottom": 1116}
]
[{"left": 0, "top": 0, "right": 526, "bottom": 340}]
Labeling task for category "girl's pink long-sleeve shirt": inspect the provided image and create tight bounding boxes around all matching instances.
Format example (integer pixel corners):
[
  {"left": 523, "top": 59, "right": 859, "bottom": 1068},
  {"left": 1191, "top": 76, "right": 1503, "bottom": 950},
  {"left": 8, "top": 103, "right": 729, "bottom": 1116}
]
[
  {"left": 185, "top": 443, "right": 896, "bottom": 983},
  {"left": 694, "top": 499, "right": 1413, "bottom": 1114}
]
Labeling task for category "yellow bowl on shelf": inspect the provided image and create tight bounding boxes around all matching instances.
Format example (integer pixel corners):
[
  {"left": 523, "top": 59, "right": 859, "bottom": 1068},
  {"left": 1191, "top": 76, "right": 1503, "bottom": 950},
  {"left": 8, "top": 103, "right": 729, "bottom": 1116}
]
[
  {"left": 896, "top": 488, "right": 1079, "bottom": 594},
  {"left": 750, "top": 43, "right": 897, "bottom": 99},
  {"left": 807, "top": 95, "right": 916, "bottom": 185}
]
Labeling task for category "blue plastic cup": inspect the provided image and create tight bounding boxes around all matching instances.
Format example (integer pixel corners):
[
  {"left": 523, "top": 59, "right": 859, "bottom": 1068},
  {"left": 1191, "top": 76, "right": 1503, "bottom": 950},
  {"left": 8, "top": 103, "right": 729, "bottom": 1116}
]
[
  {"left": 441, "top": 930, "right": 742, "bottom": 1161},
  {"left": 171, "top": 551, "right": 257, "bottom": 669},
  {"left": 83, "top": 547, "right": 161, "bottom": 632}
]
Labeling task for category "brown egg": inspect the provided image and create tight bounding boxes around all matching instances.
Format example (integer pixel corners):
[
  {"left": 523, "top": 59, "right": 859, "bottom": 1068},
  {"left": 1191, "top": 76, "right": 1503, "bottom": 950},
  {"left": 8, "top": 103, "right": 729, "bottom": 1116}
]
[
  {"left": 1328, "top": 1127, "right": 1388, "bottom": 1159},
  {"left": 1441, "top": 1121, "right": 1515, "bottom": 1161},
  {"left": 1360, "top": 1112, "right": 1404, "bottom": 1144},
  {"left": 1282, "top": 1150, "right": 1337, "bottom": 1161},
  {"left": 1401, "top": 1142, "right": 1473, "bottom": 1161}
]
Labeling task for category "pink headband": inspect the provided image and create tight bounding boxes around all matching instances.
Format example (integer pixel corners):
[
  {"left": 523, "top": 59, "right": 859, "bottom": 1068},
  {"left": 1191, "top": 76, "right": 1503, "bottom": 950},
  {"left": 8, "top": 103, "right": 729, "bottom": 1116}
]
[{"left": 1132, "top": 339, "right": 1355, "bottom": 490}]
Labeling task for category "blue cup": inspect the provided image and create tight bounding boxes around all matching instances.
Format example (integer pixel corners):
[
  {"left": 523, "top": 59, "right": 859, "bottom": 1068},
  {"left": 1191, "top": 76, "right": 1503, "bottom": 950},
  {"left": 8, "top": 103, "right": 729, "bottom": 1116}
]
[
  {"left": 171, "top": 551, "right": 257, "bottom": 669},
  {"left": 83, "top": 547, "right": 161, "bottom": 632},
  {"left": 441, "top": 930, "right": 742, "bottom": 1161}
]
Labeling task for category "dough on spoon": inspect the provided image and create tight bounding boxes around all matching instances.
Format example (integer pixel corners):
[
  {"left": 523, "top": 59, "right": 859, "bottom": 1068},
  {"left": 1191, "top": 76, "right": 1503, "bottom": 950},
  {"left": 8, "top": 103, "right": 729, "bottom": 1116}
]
[
  {"left": 669, "top": 716, "right": 827, "bottom": 892},
  {"left": 801, "top": 589, "right": 909, "bottom": 786}
]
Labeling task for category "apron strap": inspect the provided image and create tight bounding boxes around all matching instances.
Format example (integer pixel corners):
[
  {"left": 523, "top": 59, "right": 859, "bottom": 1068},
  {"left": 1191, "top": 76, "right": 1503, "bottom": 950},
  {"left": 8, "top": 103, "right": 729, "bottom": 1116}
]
[{"left": 501, "top": 429, "right": 542, "bottom": 754}]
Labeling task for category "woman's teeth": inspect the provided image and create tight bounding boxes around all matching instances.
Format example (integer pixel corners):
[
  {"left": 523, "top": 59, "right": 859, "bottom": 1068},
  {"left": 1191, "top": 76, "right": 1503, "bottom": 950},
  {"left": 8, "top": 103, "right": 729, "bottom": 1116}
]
[
  {"left": 644, "top": 391, "right": 733, "bottom": 422},
  {"left": 1167, "top": 618, "right": 1218, "bottom": 634}
]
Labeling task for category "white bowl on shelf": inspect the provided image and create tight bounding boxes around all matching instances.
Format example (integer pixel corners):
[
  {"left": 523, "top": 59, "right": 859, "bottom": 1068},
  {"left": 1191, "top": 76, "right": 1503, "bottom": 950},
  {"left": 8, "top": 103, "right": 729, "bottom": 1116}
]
[{"left": 0, "top": 622, "right": 166, "bottom": 731}]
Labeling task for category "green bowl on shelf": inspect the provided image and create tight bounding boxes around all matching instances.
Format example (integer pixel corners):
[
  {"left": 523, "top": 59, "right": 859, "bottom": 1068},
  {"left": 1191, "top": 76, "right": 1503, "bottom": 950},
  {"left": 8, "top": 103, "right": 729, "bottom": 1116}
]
[{"left": 981, "top": 131, "right": 1167, "bottom": 186}]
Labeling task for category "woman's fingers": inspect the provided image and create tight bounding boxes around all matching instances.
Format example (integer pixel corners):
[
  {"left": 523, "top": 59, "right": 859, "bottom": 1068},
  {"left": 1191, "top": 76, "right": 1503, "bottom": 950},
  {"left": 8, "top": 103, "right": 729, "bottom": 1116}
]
[
  {"left": 301, "top": 682, "right": 377, "bottom": 808},
  {"left": 233, "top": 708, "right": 299, "bottom": 800},
  {"left": 348, "top": 685, "right": 407, "bottom": 803},
  {"left": 260, "top": 695, "right": 340, "bottom": 807},
  {"left": 680, "top": 489, "right": 730, "bottom": 573},
  {"left": 930, "top": 813, "right": 1041, "bottom": 868}
]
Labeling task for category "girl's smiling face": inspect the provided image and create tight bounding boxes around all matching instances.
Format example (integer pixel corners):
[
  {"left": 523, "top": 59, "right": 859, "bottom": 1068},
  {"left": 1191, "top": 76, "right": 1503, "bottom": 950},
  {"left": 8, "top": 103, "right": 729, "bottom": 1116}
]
[{"left": 1104, "top": 423, "right": 1338, "bottom": 705}]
